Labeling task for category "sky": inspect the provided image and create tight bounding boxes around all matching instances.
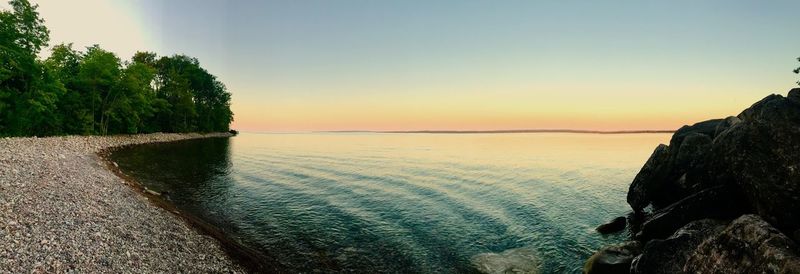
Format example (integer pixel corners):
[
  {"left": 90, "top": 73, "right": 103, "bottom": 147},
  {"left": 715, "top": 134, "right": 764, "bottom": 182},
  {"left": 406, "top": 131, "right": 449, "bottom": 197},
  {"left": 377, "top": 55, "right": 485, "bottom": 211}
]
[{"left": 8, "top": 0, "right": 800, "bottom": 132}]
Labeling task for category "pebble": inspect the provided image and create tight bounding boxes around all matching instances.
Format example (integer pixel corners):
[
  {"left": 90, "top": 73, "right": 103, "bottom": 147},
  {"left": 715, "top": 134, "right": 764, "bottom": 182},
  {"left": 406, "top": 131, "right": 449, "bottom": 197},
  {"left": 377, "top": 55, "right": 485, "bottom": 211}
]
[{"left": 0, "top": 133, "right": 242, "bottom": 273}]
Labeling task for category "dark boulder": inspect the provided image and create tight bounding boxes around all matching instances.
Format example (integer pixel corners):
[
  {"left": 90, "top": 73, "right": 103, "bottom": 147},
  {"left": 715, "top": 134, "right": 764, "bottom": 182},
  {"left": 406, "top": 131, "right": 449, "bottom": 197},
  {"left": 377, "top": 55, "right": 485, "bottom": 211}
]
[
  {"left": 673, "top": 133, "right": 712, "bottom": 171},
  {"left": 669, "top": 119, "right": 723, "bottom": 149},
  {"left": 584, "top": 241, "right": 641, "bottom": 274},
  {"left": 793, "top": 229, "right": 800, "bottom": 244},
  {"left": 596, "top": 216, "right": 627, "bottom": 234},
  {"left": 630, "top": 219, "right": 727, "bottom": 274},
  {"left": 713, "top": 116, "right": 741, "bottom": 137},
  {"left": 789, "top": 87, "right": 800, "bottom": 104},
  {"left": 627, "top": 119, "right": 724, "bottom": 212},
  {"left": 736, "top": 94, "right": 782, "bottom": 121},
  {"left": 627, "top": 144, "right": 670, "bottom": 212},
  {"left": 708, "top": 93, "right": 800, "bottom": 231},
  {"left": 668, "top": 132, "right": 714, "bottom": 197},
  {"left": 684, "top": 215, "right": 800, "bottom": 273},
  {"left": 635, "top": 185, "right": 747, "bottom": 242}
]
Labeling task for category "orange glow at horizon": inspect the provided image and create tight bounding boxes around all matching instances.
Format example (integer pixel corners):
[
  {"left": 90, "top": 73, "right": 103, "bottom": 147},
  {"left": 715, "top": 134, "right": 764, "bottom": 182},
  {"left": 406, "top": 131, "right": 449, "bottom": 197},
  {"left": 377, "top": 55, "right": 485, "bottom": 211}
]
[{"left": 229, "top": 85, "right": 778, "bottom": 133}]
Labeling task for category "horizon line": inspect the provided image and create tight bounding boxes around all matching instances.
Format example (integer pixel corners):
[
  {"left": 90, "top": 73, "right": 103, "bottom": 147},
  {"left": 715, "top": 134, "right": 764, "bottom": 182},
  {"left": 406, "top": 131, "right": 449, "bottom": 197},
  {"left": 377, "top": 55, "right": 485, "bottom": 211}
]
[{"left": 256, "top": 128, "right": 678, "bottom": 134}]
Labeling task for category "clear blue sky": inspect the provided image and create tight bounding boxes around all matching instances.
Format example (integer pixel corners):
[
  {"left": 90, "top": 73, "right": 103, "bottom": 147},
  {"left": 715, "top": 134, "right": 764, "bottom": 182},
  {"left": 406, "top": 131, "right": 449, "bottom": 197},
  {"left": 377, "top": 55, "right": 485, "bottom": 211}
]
[{"left": 25, "top": 0, "right": 800, "bottom": 131}]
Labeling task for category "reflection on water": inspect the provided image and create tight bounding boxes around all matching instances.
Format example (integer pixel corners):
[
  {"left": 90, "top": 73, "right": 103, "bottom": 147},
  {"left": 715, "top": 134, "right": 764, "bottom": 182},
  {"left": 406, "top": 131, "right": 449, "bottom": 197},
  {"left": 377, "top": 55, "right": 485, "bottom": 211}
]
[{"left": 111, "top": 132, "right": 669, "bottom": 273}]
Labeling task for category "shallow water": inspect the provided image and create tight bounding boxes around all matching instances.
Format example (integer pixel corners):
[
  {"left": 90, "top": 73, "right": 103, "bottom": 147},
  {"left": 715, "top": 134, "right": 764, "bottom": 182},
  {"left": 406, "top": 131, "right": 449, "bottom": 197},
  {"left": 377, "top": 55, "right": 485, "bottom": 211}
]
[{"left": 111, "top": 132, "right": 669, "bottom": 273}]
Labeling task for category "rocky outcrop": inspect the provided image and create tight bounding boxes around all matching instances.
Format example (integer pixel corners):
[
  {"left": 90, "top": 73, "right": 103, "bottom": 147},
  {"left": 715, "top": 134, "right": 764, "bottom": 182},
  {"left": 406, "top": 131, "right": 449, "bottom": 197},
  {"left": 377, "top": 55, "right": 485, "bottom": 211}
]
[
  {"left": 630, "top": 219, "right": 727, "bottom": 274},
  {"left": 584, "top": 241, "right": 641, "bottom": 274},
  {"left": 627, "top": 119, "right": 724, "bottom": 212},
  {"left": 684, "top": 215, "right": 800, "bottom": 273},
  {"left": 590, "top": 89, "right": 800, "bottom": 273},
  {"left": 707, "top": 90, "right": 800, "bottom": 231}
]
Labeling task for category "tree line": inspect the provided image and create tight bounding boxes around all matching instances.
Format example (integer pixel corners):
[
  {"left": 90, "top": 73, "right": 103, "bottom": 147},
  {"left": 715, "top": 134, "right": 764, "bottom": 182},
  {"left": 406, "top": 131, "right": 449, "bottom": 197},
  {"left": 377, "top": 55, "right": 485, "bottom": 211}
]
[{"left": 0, "top": 0, "right": 233, "bottom": 136}]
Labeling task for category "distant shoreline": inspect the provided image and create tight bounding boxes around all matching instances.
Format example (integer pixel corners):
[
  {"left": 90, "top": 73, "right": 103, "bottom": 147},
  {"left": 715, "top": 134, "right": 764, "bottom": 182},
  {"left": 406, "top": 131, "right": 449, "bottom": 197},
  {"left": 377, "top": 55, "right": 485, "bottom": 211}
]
[{"left": 316, "top": 129, "right": 676, "bottom": 134}]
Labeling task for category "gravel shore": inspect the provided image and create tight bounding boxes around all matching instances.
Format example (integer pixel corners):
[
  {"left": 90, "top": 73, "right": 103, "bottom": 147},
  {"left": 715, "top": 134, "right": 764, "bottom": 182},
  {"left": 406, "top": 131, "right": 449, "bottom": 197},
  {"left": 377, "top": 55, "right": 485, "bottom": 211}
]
[{"left": 0, "top": 133, "right": 245, "bottom": 273}]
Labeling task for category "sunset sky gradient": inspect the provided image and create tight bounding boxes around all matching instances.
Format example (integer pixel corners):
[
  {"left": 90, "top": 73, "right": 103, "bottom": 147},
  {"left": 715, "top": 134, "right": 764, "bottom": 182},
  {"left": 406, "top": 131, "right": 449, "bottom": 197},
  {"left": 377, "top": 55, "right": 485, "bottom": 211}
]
[{"left": 16, "top": 0, "right": 800, "bottom": 132}]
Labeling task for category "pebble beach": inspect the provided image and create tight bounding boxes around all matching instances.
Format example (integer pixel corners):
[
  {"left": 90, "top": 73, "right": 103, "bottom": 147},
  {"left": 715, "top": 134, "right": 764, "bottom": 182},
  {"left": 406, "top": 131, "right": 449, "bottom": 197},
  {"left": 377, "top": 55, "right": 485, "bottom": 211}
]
[{"left": 0, "top": 133, "right": 244, "bottom": 273}]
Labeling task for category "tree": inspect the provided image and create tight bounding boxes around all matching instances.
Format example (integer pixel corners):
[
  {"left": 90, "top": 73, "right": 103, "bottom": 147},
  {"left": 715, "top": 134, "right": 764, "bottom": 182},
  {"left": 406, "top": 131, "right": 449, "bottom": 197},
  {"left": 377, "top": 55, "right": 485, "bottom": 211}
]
[
  {"left": 0, "top": 0, "right": 233, "bottom": 136},
  {"left": 46, "top": 43, "right": 92, "bottom": 134},
  {"left": 77, "top": 45, "right": 121, "bottom": 135},
  {"left": 0, "top": 0, "right": 60, "bottom": 136}
]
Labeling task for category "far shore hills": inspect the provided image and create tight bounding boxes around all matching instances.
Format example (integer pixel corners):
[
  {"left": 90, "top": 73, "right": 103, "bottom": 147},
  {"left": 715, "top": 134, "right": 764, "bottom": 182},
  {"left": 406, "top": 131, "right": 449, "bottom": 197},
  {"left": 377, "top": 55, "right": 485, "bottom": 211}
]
[{"left": 316, "top": 129, "right": 676, "bottom": 134}]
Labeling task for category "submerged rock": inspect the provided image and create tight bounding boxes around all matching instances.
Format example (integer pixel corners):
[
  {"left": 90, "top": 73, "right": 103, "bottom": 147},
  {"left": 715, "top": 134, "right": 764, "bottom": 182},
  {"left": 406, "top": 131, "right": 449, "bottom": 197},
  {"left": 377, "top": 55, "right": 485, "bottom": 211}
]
[
  {"left": 596, "top": 216, "right": 627, "bottom": 234},
  {"left": 684, "top": 215, "right": 800, "bottom": 273},
  {"left": 584, "top": 241, "right": 641, "bottom": 274},
  {"left": 631, "top": 219, "right": 727, "bottom": 274},
  {"left": 470, "top": 247, "right": 540, "bottom": 274}
]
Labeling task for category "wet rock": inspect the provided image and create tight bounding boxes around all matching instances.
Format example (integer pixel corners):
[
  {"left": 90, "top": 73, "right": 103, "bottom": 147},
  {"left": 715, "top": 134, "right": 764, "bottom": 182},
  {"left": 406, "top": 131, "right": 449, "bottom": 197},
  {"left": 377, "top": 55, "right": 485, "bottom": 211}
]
[
  {"left": 630, "top": 219, "right": 727, "bottom": 274},
  {"left": 596, "top": 216, "right": 627, "bottom": 234},
  {"left": 636, "top": 185, "right": 746, "bottom": 242},
  {"left": 684, "top": 215, "right": 800, "bottom": 273},
  {"left": 584, "top": 241, "right": 641, "bottom": 274},
  {"left": 471, "top": 247, "right": 540, "bottom": 274}
]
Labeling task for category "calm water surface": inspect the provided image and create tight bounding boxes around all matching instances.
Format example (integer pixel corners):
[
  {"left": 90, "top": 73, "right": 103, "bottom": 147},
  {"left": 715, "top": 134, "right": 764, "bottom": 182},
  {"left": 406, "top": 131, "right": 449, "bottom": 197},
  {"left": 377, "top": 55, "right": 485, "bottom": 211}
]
[{"left": 111, "top": 132, "right": 669, "bottom": 273}]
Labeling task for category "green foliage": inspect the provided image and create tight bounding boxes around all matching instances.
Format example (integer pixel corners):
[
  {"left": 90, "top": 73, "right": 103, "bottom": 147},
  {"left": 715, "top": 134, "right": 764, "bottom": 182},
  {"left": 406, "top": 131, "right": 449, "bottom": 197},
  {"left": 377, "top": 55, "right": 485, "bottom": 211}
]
[{"left": 0, "top": 0, "right": 233, "bottom": 136}]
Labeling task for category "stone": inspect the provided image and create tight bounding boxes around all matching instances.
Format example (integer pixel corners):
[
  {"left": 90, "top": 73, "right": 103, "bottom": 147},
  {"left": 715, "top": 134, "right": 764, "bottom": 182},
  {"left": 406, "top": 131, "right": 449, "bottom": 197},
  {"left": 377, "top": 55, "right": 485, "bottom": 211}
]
[
  {"left": 787, "top": 87, "right": 800, "bottom": 104},
  {"left": 627, "top": 118, "right": 724, "bottom": 212},
  {"left": 630, "top": 219, "right": 727, "bottom": 274},
  {"left": 584, "top": 241, "right": 641, "bottom": 274},
  {"left": 673, "top": 133, "right": 711, "bottom": 172},
  {"left": 708, "top": 93, "right": 800, "bottom": 231},
  {"left": 470, "top": 247, "right": 540, "bottom": 274},
  {"left": 636, "top": 185, "right": 746, "bottom": 242},
  {"left": 713, "top": 116, "right": 741, "bottom": 137},
  {"left": 793, "top": 230, "right": 800, "bottom": 244},
  {"left": 596, "top": 216, "right": 627, "bottom": 234},
  {"left": 669, "top": 119, "right": 724, "bottom": 149},
  {"left": 627, "top": 144, "right": 670, "bottom": 212},
  {"left": 684, "top": 215, "right": 800, "bottom": 273}
]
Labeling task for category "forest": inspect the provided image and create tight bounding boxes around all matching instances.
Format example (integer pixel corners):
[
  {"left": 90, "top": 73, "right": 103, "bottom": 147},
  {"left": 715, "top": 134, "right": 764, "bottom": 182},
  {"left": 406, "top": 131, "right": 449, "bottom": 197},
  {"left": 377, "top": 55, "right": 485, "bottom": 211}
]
[{"left": 0, "top": 0, "right": 233, "bottom": 136}]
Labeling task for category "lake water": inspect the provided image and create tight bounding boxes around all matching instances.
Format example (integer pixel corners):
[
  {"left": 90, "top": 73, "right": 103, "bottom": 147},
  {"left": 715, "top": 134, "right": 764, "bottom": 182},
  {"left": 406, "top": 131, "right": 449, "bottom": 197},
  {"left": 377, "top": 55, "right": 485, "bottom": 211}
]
[{"left": 110, "top": 132, "right": 669, "bottom": 273}]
